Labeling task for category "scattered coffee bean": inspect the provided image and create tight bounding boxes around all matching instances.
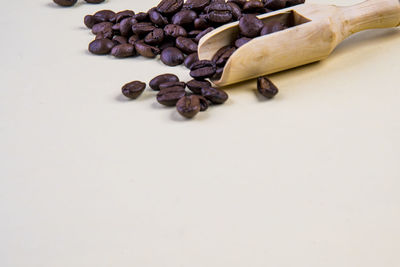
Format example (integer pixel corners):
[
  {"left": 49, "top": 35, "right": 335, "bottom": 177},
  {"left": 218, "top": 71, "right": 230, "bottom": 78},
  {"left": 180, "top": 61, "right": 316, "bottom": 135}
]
[
  {"left": 157, "top": 87, "right": 186, "bottom": 106},
  {"left": 159, "top": 81, "right": 186, "bottom": 90},
  {"left": 198, "top": 95, "right": 209, "bottom": 111},
  {"left": 201, "top": 86, "right": 228, "bottom": 104},
  {"left": 187, "top": 79, "right": 211, "bottom": 94},
  {"left": 112, "top": 35, "right": 128, "bottom": 44},
  {"left": 160, "top": 47, "right": 185, "bottom": 66},
  {"left": 144, "top": 28, "right": 165, "bottom": 45},
  {"left": 132, "top": 22, "right": 156, "bottom": 36},
  {"left": 164, "top": 24, "right": 188, "bottom": 38},
  {"left": 243, "top": 0, "right": 264, "bottom": 13},
  {"left": 183, "top": 0, "right": 211, "bottom": 11},
  {"left": 194, "top": 27, "right": 214, "bottom": 43},
  {"left": 176, "top": 95, "right": 201, "bottom": 118},
  {"left": 157, "top": 0, "right": 184, "bottom": 14},
  {"left": 94, "top": 10, "right": 116, "bottom": 22},
  {"left": 53, "top": 0, "right": 77, "bottom": 7},
  {"left": 149, "top": 9, "right": 169, "bottom": 26},
  {"left": 134, "top": 41, "right": 160, "bottom": 58},
  {"left": 234, "top": 36, "right": 252, "bottom": 47},
  {"left": 257, "top": 76, "right": 278, "bottom": 98},
  {"left": 114, "top": 10, "right": 135, "bottom": 23},
  {"left": 122, "top": 81, "right": 146, "bottom": 99},
  {"left": 184, "top": 52, "right": 199, "bottom": 69},
  {"left": 172, "top": 10, "right": 198, "bottom": 26},
  {"left": 111, "top": 43, "right": 135, "bottom": 58},
  {"left": 88, "top": 38, "right": 115, "bottom": 54},
  {"left": 239, "top": 14, "right": 264, "bottom": 37},
  {"left": 207, "top": 3, "right": 233, "bottom": 23},
  {"left": 190, "top": 60, "right": 216, "bottom": 79},
  {"left": 260, "top": 20, "right": 287, "bottom": 35},
  {"left": 150, "top": 74, "right": 180, "bottom": 91},
  {"left": 176, "top": 37, "right": 198, "bottom": 54}
]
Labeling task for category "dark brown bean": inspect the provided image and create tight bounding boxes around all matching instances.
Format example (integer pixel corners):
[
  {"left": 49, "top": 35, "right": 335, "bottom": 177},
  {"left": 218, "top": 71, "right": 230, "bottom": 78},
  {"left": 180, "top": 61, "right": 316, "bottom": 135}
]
[
  {"left": 239, "top": 14, "right": 264, "bottom": 37},
  {"left": 134, "top": 41, "right": 160, "bottom": 58},
  {"left": 187, "top": 79, "right": 211, "bottom": 94},
  {"left": 157, "top": 87, "right": 186, "bottom": 106},
  {"left": 88, "top": 38, "right": 115, "bottom": 55},
  {"left": 53, "top": 0, "right": 77, "bottom": 7},
  {"left": 131, "top": 22, "right": 156, "bottom": 36},
  {"left": 113, "top": 35, "right": 128, "bottom": 44},
  {"left": 257, "top": 76, "right": 279, "bottom": 98},
  {"left": 164, "top": 24, "right": 188, "bottom": 38},
  {"left": 84, "top": 0, "right": 106, "bottom": 4},
  {"left": 183, "top": 0, "right": 210, "bottom": 11},
  {"left": 159, "top": 81, "right": 186, "bottom": 90},
  {"left": 171, "top": 10, "right": 198, "bottom": 26},
  {"left": 91, "top": 22, "right": 113, "bottom": 35},
  {"left": 190, "top": 60, "right": 216, "bottom": 79},
  {"left": 119, "top": 17, "right": 134, "bottom": 36},
  {"left": 133, "top": 12, "right": 149, "bottom": 22},
  {"left": 195, "top": 27, "right": 214, "bottom": 43},
  {"left": 260, "top": 21, "right": 287, "bottom": 35},
  {"left": 201, "top": 87, "right": 228, "bottom": 104},
  {"left": 93, "top": 10, "right": 116, "bottom": 22},
  {"left": 159, "top": 39, "right": 176, "bottom": 50},
  {"left": 122, "top": 81, "right": 146, "bottom": 99},
  {"left": 198, "top": 95, "right": 209, "bottom": 111},
  {"left": 207, "top": 3, "right": 233, "bottom": 24},
  {"left": 111, "top": 44, "right": 135, "bottom": 58},
  {"left": 144, "top": 28, "right": 165, "bottom": 45},
  {"left": 114, "top": 10, "right": 135, "bottom": 23},
  {"left": 194, "top": 17, "right": 210, "bottom": 30},
  {"left": 149, "top": 9, "right": 169, "bottom": 26},
  {"left": 227, "top": 2, "right": 242, "bottom": 20},
  {"left": 263, "top": 0, "right": 287, "bottom": 10},
  {"left": 243, "top": 0, "right": 264, "bottom": 12},
  {"left": 235, "top": 37, "right": 252, "bottom": 48},
  {"left": 212, "top": 45, "right": 234, "bottom": 65},
  {"left": 228, "top": 0, "right": 247, "bottom": 8},
  {"left": 150, "top": 74, "right": 180, "bottom": 91},
  {"left": 176, "top": 95, "right": 201, "bottom": 118},
  {"left": 84, "top": 15, "right": 102, "bottom": 29},
  {"left": 160, "top": 47, "right": 185, "bottom": 66},
  {"left": 157, "top": 0, "right": 184, "bottom": 14},
  {"left": 175, "top": 37, "right": 198, "bottom": 54},
  {"left": 128, "top": 35, "right": 140, "bottom": 45},
  {"left": 184, "top": 53, "right": 199, "bottom": 69}
]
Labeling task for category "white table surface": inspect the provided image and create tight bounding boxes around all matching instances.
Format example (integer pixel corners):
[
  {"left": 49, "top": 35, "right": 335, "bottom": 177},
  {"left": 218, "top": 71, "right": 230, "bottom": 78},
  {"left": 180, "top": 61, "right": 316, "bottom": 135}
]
[{"left": 1, "top": 0, "right": 399, "bottom": 266}]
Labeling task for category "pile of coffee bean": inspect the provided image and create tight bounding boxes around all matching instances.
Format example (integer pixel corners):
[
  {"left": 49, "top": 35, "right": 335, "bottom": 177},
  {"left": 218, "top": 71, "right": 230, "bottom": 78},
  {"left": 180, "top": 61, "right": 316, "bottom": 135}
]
[{"left": 54, "top": 0, "right": 104, "bottom": 7}]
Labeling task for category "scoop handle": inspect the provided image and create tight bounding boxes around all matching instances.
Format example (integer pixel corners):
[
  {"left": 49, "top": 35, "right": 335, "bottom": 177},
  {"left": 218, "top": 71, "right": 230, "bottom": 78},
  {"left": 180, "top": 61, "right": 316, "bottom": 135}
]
[{"left": 341, "top": 0, "right": 400, "bottom": 35}]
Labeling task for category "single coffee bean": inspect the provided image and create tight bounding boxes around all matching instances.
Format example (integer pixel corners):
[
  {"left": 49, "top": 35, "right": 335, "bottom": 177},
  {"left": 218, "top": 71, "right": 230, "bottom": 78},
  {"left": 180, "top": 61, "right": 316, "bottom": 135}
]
[
  {"left": 184, "top": 53, "right": 199, "bottom": 69},
  {"left": 111, "top": 44, "right": 135, "bottom": 58},
  {"left": 131, "top": 22, "right": 156, "bottom": 36},
  {"left": 228, "top": 0, "right": 247, "bottom": 8},
  {"left": 186, "top": 79, "right": 211, "bottom": 94},
  {"left": 160, "top": 47, "right": 185, "bottom": 66},
  {"left": 159, "top": 81, "right": 186, "bottom": 90},
  {"left": 188, "top": 30, "right": 203, "bottom": 38},
  {"left": 133, "top": 12, "right": 149, "bottom": 22},
  {"left": 227, "top": 2, "right": 242, "bottom": 20},
  {"left": 84, "top": 15, "right": 102, "bottom": 29},
  {"left": 216, "top": 47, "right": 236, "bottom": 66},
  {"left": 88, "top": 38, "right": 115, "bottom": 55},
  {"left": 263, "top": 0, "right": 287, "bottom": 10},
  {"left": 113, "top": 10, "right": 135, "bottom": 23},
  {"left": 135, "top": 41, "right": 160, "bottom": 58},
  {"left": 190, "top": 60, "right": 216, "bottom": 79},
  {"left": 197, "top": 95, "right": 209, "bottom": 111},
  {"left": 53, "top": 0, "right": 77, "bottom": 7},
  {"left": 119, "top": 17, "right": 134, "bottom": 36},
  {"left": 112, "top": 23, "right": 121, "bottom": 31},
  {"left": 207, "top": 3, "right": 233, "bottom": 24},
  {"left": 171, "top": 10, "right": 198, "bottom": 26},
  {"left": 175, "top": 37, "right": 198, "bottom": 54},
  {"left": 235, "top": 37, "right": 252, "bottom": 48},
  {"left": 239, "top": 14, "right": 264, "bottom": 37},
  {"left": 176, "top": 95, "right": 201, "bottom": 119},
  {"left": 91, "top": 22, "right": 113, "bottom": 35},
  {"left": 122, "top": 81, "right": 146, "bottom": 99},
  {"left": 128, "top": 34, "right": 140, "bottom": 45},
  {"left": 194, "top": 27, "right": 214, "bottom": 43},
  {"left": 183, "top": 0, "right": 210, "bottom": 11},
  {"left": 157, "top": 87, "right": 186, "bottom": 106},
  {"left": 201, "top": 87, "right": 228, "bottom": 104},
  {"left": 84, "top": 0, "right": 105, "bottom": 4},
  {"left": 194, "top": 17, "right": 210, "bottom": 30},
  {"left": 144, "top": 28, "right": 165, "bottom": 45},
  {"left": 150, "top": 74, "right": 180, "bottom": 91},
  {"left": 149, "top": 9, "right": 169, "bottom": 26},
  {"left": 113, "top": 35, "right": 128, "bottom": 44},
  {"left": 157, "top": 0, "right": 184, "bottom": 14},
  {"left": 212, "top": 45, "right": 233, "bottom": 65},
  {"left": 257, "top": 76, "right": 279, "bottom": 98},
  {"left": 93, "top": 10, "right": 116, "bottom": 22},
  {"left": 260, "top": 21, "right": 287, "bottom": 35},
  {"left": 243, "top": 0, "right": 264, "bottom": 12},
  {"left": 164, "top": 24, "right": 188, "bottom": 38},
  {"left": 159, "top": 39, "right": 176, "bottom": 50}
]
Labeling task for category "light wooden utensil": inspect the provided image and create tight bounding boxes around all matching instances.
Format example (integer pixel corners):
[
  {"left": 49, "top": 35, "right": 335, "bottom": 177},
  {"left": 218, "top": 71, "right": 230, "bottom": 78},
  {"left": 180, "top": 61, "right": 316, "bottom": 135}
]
[{"left": 198, "top": 0, "right": 400, "bottom": 87}]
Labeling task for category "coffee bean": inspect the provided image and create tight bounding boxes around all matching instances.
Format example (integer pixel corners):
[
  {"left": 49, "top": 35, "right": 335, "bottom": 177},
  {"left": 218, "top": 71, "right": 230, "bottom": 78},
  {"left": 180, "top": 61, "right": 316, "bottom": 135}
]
[
  {"left": 122, "top": 81, "right": 146, "bottom": 99},
  {"left": 263, "top": 0, "right": 287, "bottom": 10},
  {"left": 227, "top": 2, "right": 242, "bottom": 20},
  {"left": 157, "top": 87, "right": 186, "bottom": 106},
  {"left": 144, "top": 28, "right": 165, "bottom": 45},
  {"left": 212, "top": 45, "right": 235, "bottom": 66},
  {"left": 187, "top": 79, "right": 211, "bottom": 94},
  {"left": 243, "top": 0, "right": 264, "bottom": 13},
  {"left": 113, "top": 35, "right": 128, "bottom": 44},
  {"left": 176, "top": 95, "right": 201, "bottom": 118},
  {"left": 184, "top": 53, "right": 199, "bottom": 69},
  {"left": 159, "top": 39, "right": 176, "bottom": 50},
  {"left": 194, "top": 17, "right": 210, "bottom": 30},
  {"left": 150, "top": 74, "right": 180, "bottom": 91},
  {"left": 195, "top": 27, "right": 214, "bottom": 43},
  {"left": 160, "top": 47, "right": 185, "bottom": 66},
  {"left": 171, "top": 10, "right": 198, "bottom": 26},
  {"left": 159, "top": 81, "right": 186, "bottom": 91},
  {"left": 53, "top": 0, "right": 77, "bottom": 7},
  {"left": 94, "top": 10, "right": 116, "bottom": 22},
  {"left": 175, "top": 37, "right": 198, "bottom": 54},
  {"left": 260, "top": 21, "right": 287, "bottom": 35},
  {"left": 157, "top": 0, "right": 184, "bottom": 15},
  {"left": 88, "top": 38, "right": 115, "bottom": 55},
  {"left": 91, "top": 22, "right": 113, "bottom": 35},
  {"left": 111, "top": 43, "right": 135, "bottom": 58},
  {"left": 133, "top": 12, "right": 149, "bottom": 22},
  {"left": 201, "top": 87, "right": 228, "bottom": 104},
  {"left": 257, "top": 76, "right": 278, "bottom": 98},
  {"left": 84, "top": 15, "right": 102, "bottom": 29},
  {"left": 164, "top": 24, "right": 188, "bottom": 38},
  {"left": 239, "top": 14, "right": 264, "bottom": 37},
  {"left": 228, "top": 0, "right": 247, "bottom": 8},
  {"left": 198, "top": 95, "right": 209, "bottom": 111},
  {"left": 207, "top": 3, "right": 233, "bottom": 24},
  {"left": 190, "top": 60, "right": 216, "bottom": 79},
  {"left": 84, "top": 0, "right": 105, "bottom": 4},
  {"left": 212, "top": 67, "right": 224, "bottom": 80},
  {"left": 188, "top": 30, "right": 203, "bottom": 38},
  {"left": 234, "top": 37, "right": 252, "bottom": 48},
  {"left": 134, "top": 41, "right": 160, "bottom": 58},
  {"left": 131, "top": 22, "right": 156, "bottom": 36},
  {"left": 183, "top": 0, "right": 210, "bottom": 11},
  {"left": 149, "top": 9, "right": 169, "bottom": 26},
  {"left": 114, "top": 10, "right": 135, "bottom": 23},
  {"left": 286, "top": 0, "right": 305, "bottom": 7},
  {"left": 119, "top": 17, "right": 134, "bottom": 36},
  {"left": 128, "top": 34, "right": 140, "bottom": 45},
  {"left": 112, "top": 23, "right": 121, "bottom": 31}
]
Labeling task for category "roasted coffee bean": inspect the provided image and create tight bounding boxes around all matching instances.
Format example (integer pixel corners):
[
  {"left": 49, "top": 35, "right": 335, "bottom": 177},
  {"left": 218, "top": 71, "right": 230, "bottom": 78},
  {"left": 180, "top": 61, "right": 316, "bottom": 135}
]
[
  {"left": 235, "top": 37, "right": 252, "bottom": 47},
  {"left": 183, "top": 0, "right": 210, "bottom": 11},
  {"left": 239, "top": 14, "right": 264, "bottom": 37},
  {"left": 131, "top": 22, "right": 156, "bottom": 36},
  {"left": 194, "top": 17, "right": 210, "bottom": 30},
  {"left": 91, "top": 22, "right": 113, "bottom": 35},
  {"left": 188, "top": 30, "right": 202, "bottom": 38},
  {"left": 113, "top": 35, "right": 128, "bottom": 44},
  {"left": 176, "top": 95, "right": 201, "bottom": 118},
  {"left": 122, "top": 81, "right": 146, "bottom": 99},
  {"left": 128, "top": 34, "right": 140, "bottom": 45},
  {"left": 133, "top": 12, "right": 149, "bottom": 22},
  {"left": 243, "top": 0, "right": 264, "bottom": 12},
  {"left": 227, "top": 2, "right": 242, "bottom": 20},
  {"left": 198, "top": 95, "right": 209, "bottom": 111},
  {"left": 157, "top": 87, "right": 186, "bottom": 106},
  {"left": 263, "top": 0, "right": 287, "bottom": 10},
  {"left": 184, "top": 53, "right": 199, "bottom": 69},
  {"left": 112, "top": 23, "right": 121, "bottom": 31},
  {"left": 260, "top": 21, "right": 287, "bottom": 35},
  {"left": 149, "top": 9, "right": 169, "bottom": 26},
  {"left": 134, "top": 41, "right": 160, "bottom": 58},
  {"left": 159, "top": 81, "right": 186, "bottom": 90},
  {"left": 119, "top": 17, "right": 134, "bottom": 36},
  {"left": 201, "top": 87, "right": 228, "bottom": 104},
  {"left": 84, "top": 0, "right": 105, "bottom": 4},
  {"left": 111, "top": 44, "right": 135, "bottom": 58},
  {"left": 150, "top": 74, "right": 180, "bottom": 91},
  {"left": 207, "top": 3, "right": 233, "bottom": 24},
  {"left": 195, "top": 27, "right": 214, "bottom": 43},
  {"left": 157, "top": 0, "right": 184, "bottom": 14},
  {"left": 190, "top": 60, "right": 216, "bottom": 79},
  {"left": 212, "top": 67, "right": 224, "bottom": 80},
  {"left": 94, "top": 10, "right": 116, "bottom": 22},
  {"left": 144, "top": 28, "right": 165, "bottom": 45},
  {"left": 212, "top": 45, "right": 234, "bottom": 66},
  {"left": 187, "top": 79, "right": 211, "bottom": 94},
  {"left": 88, "top": 38, "right": 115, "bottom": 55},
  {"left": 228, "top": 0, "right": 247, "bottom": 8},
  {"left": 164, "top": 24, "right": 188, "bottom": 38},
  {"left": 176, "top": 37, "right": 198, "bottom": 54},
  {"left": 114, "top": 10, "right": 135, "bottom": 23},
  {"left": 171, "top": 10, "right": 198, "bottom": 26},
  {"left": 84, "top": 15, "right": 102, "bottom": 29},
  {"left": 53, "top": 0, "right": 77, "bottom": 7},
  {"left": 159, "top": 39, "right": 176, "bottom": 50},
  {"left": 160, "top": 47, "right": 185, "bottom": 66},
  {"left": 257, "top": 76, "right": 278, "bottom": 98}
]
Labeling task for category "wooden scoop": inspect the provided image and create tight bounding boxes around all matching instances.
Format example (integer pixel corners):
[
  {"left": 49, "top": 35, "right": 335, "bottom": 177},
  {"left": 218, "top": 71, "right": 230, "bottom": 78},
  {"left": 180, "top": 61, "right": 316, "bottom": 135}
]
[{"left": 198, "top": 0, "right": 400, "bottom": 87}]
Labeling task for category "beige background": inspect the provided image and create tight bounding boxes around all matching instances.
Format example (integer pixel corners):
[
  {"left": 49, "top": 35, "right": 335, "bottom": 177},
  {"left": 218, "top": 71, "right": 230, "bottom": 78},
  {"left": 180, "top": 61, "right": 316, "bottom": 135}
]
[{"left": 1, "top": 0, "right": 399, "bottom": 266}]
